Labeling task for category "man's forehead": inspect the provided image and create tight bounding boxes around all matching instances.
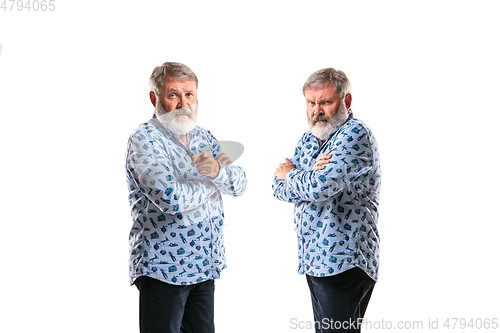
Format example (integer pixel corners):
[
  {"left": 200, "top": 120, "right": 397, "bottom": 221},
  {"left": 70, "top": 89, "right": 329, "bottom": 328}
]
[
  {"left": 162, "top": 79, "right": 197, "bottom": 91},
  {"left": 305, "top": 84, "right": 338, "bottom": 99}
]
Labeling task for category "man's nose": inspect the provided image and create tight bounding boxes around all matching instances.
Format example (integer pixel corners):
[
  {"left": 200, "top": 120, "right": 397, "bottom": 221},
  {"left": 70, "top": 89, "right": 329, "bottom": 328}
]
[
  {"left": 178, "top": 96, "right": 189, "bottom": 109},
  {"left": 312, "top": 103, "right": 322, "bottom": 115}
]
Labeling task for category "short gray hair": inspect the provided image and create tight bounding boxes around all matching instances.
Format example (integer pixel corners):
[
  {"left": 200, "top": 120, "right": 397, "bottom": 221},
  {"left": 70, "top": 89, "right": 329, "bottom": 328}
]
[
  {"left": 149, "top": 62, "right": 198, "bottom": 96},
  {"left": 302, "top": 68, "right": 351, "bottom": 98}
]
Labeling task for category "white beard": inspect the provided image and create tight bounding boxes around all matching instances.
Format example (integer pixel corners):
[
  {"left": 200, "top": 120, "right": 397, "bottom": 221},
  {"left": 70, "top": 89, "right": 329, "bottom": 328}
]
[
  {"left": 310, "top": 122, "right": 336, "bottom": 141},
  {"left": 156, "top": 103, "right": 198, "bottom": 135},
  {"left": 308, "top": 103, "right": 349, "bottom": 140}
]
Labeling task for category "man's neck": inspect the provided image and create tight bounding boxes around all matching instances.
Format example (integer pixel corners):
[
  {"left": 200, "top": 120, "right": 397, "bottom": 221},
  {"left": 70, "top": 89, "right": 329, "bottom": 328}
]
[{"left": 178, "top": 134, "right": 188, "bottom": 147}]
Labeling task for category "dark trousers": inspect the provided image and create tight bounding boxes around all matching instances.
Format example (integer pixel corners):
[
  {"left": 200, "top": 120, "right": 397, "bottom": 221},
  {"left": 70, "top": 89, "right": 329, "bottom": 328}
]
[
  {"left": 306, "top": 267, "right": 375, "bottom": 333},
  {"left": 135, "top": 276, "right": 215, "bottom": 333}
]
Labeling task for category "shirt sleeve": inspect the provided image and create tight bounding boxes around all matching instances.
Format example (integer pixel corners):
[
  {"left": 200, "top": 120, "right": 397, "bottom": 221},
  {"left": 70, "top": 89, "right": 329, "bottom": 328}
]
[
  {"left": 206, "top": 131, "right": 248, "bottom": 196},
  {"left": 126, "top": 129, "right": 218, "bottom": 214},
  {"left": 275, "top": 123, "right": 375, "bottom": 203},
  {"left": 272, "top": 137, "right": 303, "bottom": 203},
  {"left": 211, "top": 163, "right": 247, "bottom": 196}
]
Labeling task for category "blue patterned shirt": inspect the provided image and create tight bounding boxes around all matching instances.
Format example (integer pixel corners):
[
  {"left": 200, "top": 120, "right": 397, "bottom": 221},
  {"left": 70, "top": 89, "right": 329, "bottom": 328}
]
[
  {"left": 273, "top": 113, "right": 381, "bottom": 281},
  {"left": 126, "top": 118, "right": 247, "bottom": 285}
]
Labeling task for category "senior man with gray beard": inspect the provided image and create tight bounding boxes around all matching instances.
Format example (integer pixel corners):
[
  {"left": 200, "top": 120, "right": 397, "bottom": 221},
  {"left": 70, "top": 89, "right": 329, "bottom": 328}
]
[
  {"left": 126, "top": 62, "right": 247, "bottom": 333},
  {"left": 273, "top": 68, "right": 381, "bottom": 333}
]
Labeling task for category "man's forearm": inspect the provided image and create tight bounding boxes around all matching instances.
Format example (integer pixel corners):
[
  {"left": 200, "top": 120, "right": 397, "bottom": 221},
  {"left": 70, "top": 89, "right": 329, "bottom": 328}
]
[
  {"left": 130, "top": 166, "right": 218, "bottom": 214},
  {"left": 272, "top": 175, "right": 303, "bottom": 203},
  {"left": 210, "top": 163, "right": 247, "bottom": 196}
]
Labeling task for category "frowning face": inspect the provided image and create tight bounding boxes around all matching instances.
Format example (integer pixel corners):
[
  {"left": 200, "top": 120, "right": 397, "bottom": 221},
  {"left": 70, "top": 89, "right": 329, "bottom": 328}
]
[{"left": 305, "top": 84, "right": 350, "bottom": 140}]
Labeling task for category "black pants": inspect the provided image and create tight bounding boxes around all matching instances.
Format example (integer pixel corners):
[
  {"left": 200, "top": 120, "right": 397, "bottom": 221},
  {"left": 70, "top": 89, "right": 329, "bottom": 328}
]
[
  {"left": 306, "top": 267, "right": 375, "bottom": 333},
  {"left": 135, "top": 276, "right": 215, "bottom": 333}
]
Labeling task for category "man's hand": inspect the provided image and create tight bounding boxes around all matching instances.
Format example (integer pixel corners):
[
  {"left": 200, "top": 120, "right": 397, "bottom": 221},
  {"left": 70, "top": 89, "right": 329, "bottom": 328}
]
[
  {"left": 216, "top": 153, "right": 233, "bottom": 165},
  {"left": 274, "top": 158, "right": 296, "bottom": 180},
  {"left": 313, "top": 150, "right": 332, "bottom": 171},
  {"left": 192, "top": 151, "right": 220, "bottom": 178},
  {"left": 192, "top": 152, "right": 233, "bottom": 179}
]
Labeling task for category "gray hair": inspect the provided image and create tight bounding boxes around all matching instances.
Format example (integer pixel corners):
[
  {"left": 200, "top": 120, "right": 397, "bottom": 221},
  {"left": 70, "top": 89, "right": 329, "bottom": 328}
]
[
  {"left": 302, "top": 68, "right": 351, "bottom": 98},
  {"left": 149, "top": 62, "right": 198, "bottom": 96}
]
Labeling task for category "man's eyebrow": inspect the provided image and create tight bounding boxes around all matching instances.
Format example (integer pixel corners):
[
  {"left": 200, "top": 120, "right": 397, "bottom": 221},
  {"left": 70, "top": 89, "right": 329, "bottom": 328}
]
[
  {"left": 317, "top": 98, "right": 331, "bottom": 102},
  {"left": 166, "top": 87, "right": 194, "bottom": 93}
]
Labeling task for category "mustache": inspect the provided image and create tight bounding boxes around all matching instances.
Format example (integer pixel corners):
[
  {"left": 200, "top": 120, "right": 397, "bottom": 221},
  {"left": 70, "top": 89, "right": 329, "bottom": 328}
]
[
  {"left": 172, "top": 106, "right": 195, "bottom": 118},
  {"left": 311, "top": 114, "right": 333, "bottom": 125}
]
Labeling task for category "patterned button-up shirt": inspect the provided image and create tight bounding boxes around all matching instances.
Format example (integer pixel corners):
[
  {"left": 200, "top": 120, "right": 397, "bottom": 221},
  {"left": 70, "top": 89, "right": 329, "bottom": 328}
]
[
  {"left": 273, "top": 112, "right": 381, "bottom": 281},
  {"left": 126, "top": 118, "right": 247, "bottom": 286}
]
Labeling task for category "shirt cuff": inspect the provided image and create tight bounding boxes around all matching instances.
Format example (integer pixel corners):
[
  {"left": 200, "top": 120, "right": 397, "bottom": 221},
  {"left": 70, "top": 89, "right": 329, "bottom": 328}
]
[
  {"left": 285, "top": 168, "right": 300, "bottom": 182},
  {"left": 211, "top": 161, "right": 227, "bottom": 184}
]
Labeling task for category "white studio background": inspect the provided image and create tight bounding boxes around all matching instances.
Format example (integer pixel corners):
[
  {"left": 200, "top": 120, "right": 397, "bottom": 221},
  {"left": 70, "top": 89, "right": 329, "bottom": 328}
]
[{"left": 1, "top": 1, "right": 499, "bottom": 332}]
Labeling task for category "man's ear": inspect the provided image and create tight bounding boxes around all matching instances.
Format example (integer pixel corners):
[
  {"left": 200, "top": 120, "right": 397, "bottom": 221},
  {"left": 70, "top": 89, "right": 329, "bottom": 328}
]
[
  {"left": 345, "top": 93, "right": 352, "bottom": 109},
  {"left": 149, "top": 91, "right": 157, "bottom": 107}
]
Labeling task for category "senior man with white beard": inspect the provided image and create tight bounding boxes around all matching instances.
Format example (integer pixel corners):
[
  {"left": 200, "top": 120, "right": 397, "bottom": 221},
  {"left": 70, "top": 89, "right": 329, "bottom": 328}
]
[
  {"left": 273, "top": 68, "right": 381, "bottom": 333},
  {"left": 126, "top": 62, "right": 247, "bottom": 333}
]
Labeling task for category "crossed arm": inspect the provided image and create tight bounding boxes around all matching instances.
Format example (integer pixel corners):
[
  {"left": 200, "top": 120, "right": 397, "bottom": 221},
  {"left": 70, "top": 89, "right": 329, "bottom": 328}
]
[
  {"left": 274, "top": 149, "right": 332, "bottom": 180},
  {"left": 192, "top": 149, "right": 247, "bottom": 197},
  {"left": 127, "top": 132, "right": 245, "bottom": 214},
  {"left": 273, "top": 126, "right": 375, "bottom": 203}
]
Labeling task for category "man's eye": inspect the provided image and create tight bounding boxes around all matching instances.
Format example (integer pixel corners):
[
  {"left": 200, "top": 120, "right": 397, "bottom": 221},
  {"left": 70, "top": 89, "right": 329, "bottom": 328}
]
[
  {"left": 186, "top": 93, "right": 193, "bottom": 97},
  {"left": 169, "top": 94, "right": 177, "bottom": 98},
  {"left": 309, "top": 101, "right": 315, "bottom": 105}
]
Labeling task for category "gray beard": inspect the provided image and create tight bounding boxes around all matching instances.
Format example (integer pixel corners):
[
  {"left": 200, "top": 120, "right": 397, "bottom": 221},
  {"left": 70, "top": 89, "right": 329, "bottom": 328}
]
[
  {"left": 156, "top": 103, "right": 198, "bottom": 135},
  {"left": 308, "top": 103, "right": 349, "bottom": 140}
]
